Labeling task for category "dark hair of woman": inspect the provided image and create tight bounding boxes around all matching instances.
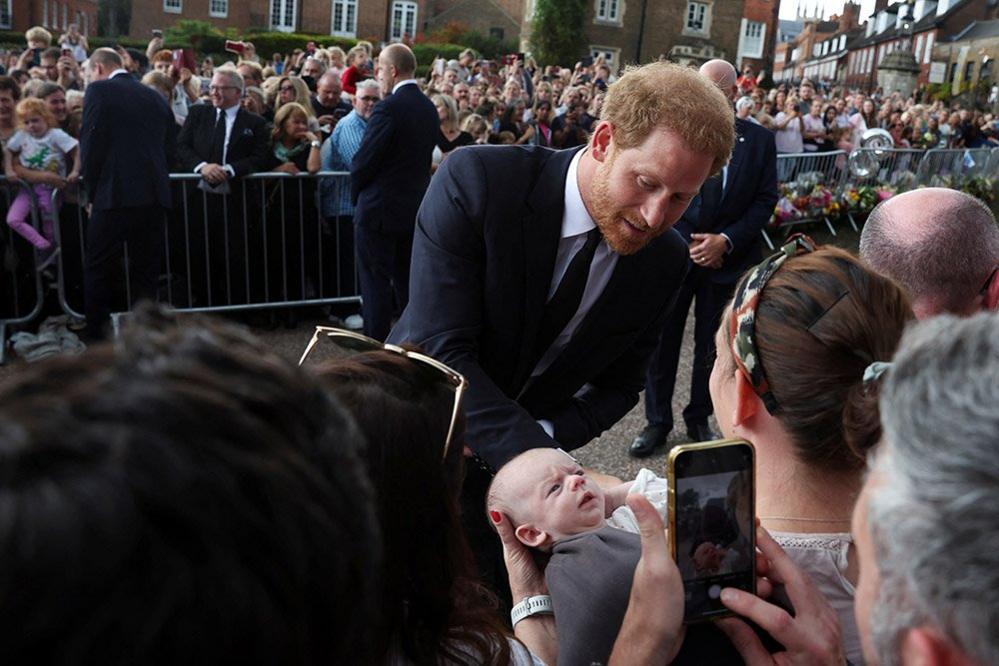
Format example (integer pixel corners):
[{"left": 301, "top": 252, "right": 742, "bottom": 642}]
[
  {"left": 723, "top": 246, "right": 913, "bottom": 469},
  {"left": 317, "top": 350, "right": 514, "bottom": 665}
]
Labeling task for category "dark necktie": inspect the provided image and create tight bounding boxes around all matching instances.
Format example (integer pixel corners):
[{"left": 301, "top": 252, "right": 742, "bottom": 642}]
[
  {"left": 697, "top": 173, "right": 724, "bottom": 231},
  {"left": 209, "top": 109, "right": 226, "bottom": 165},
  {"left": 534, "top": 227, "right": 602, "bottom": 361}
]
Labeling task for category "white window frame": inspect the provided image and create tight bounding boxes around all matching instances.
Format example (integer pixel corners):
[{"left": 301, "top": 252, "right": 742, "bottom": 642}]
[
  {"left": 163, "top": 0, "right": 182, "bottom": 14},
  {"left": 390, "top": 1, "right": 417, "bottom": 42},
  {"left": 209, "top": 0, "right": 228, "bottom": 18},
  {"left": 594, "top": 0, "right": 621, "bottom": 25},
  {"left": 684, "top": 1, "right": 710, "bottom": 36},
  {"left": 590, "top": 45, "right": 620, "bottom": 69},
  {"left": 270, "top": 0, "right": 297, "bottom": 31},
  {"left": 331, "top": 0, "right": 358, "bottom": 37},
  {"left": 923, "top": 32, "right": 933, "bottom": 64},
  {"left": 0, "top": 0, "right": 10, "bottom": 29},
  {"left": 738, "top": 18, "right": 765, "bottom": 59}
]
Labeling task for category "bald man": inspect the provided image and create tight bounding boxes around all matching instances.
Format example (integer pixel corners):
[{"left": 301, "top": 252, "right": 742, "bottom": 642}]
[
  {"left": 349, "top": 43, "right": 438, "bottom": 340},
  {"left": 860, "top": 188, "right": 999, "bottom": 317},
  {"left": 632, "top": 59, "right": 778, "bottom": 457}
]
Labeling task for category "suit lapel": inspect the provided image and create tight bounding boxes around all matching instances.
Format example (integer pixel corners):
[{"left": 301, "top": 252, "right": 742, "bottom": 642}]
[
  {"left": 512, "top": 147, "right": 581, "bottom": 389},
  {"left": 720, "top": 120, "right": 746, "bottom": 208}
]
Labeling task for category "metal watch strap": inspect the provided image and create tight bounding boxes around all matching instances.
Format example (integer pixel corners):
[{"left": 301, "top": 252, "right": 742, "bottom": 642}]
[{"left": 510, "top": 595, "right": 554, "bottom": 627}]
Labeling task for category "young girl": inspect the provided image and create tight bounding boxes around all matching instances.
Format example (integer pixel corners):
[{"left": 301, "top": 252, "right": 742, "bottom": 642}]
[{"left": 4, "top": 97, "right": 78, "bottom": 253}]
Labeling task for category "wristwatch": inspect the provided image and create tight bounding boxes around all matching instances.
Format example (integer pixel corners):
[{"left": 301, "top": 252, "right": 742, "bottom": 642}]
[
  {"left": 310, "top": 140, "right": 321, "bottom": 149},
  {"left": 510, "top": 595, "right": 554, "bottom": 627}
]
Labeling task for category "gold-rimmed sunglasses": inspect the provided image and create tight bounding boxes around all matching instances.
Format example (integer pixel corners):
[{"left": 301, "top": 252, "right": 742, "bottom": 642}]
[{"left": 299, "top": 326, "right": 468, "bottom": 459}]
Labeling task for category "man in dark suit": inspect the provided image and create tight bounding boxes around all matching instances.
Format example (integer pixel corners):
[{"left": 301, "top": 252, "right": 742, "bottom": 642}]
[
  {"left": 81, "top": 48, "right": 173, "bottom": 340},
  {"left": 350, "top": 43, "right": 438, "bottom": 340},
  {"left": 175, "top": 68, "right": 271, "bottom": 305},
  {"left": 388, "top": 62, "right": 736, "bottom": 592},
  {"left": 631, "top": 59, "right": 779, "bottom": 456}
]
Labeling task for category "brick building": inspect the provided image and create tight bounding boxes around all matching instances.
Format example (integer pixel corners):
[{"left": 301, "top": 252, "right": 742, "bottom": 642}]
[
  {"left": 736, "top": 0, "right": 779, "bottom": 76},
  {"left": 798, "top": 2, "right": 862, "bottom": 83},
  {"left": 3, "top": 0, "right": 98, "bottom": 37},
  {"left": 520, "top": 0, "right": 745, "bottom": 72},
  {"left": 934, "top": 18, "right": 999, "bottom": 103},
  {"left": 424, "top": 0, "right": 522, "bottom": 43},
  {"left": 129, "top": 0, "right": 431, "bottom": 43},
  {"left": 843, "top": 0, "right": 998, "bottom": 91}
]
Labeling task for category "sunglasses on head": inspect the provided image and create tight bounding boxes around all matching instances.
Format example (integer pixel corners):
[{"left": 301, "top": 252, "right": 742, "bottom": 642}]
[{"left": 299, "top": 327, "right": 468, "bottom": 459}]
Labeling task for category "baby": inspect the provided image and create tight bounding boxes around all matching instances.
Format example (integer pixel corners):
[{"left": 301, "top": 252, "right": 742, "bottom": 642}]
[{"left": 487, "top": 448, "right": 668, "bottom": 665}]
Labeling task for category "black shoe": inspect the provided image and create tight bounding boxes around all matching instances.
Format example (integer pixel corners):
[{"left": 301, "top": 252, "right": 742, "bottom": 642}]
[
  {"left": 629, "top": 424, "right": 670, "bottom": 458},
  {"left": 686, "top": 422, "right": 718, "bottom": 443}
]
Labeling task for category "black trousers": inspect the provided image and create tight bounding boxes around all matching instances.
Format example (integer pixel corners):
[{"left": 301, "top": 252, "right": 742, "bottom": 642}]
[
  {"left": 354, "top": 223, "right": 412, "bottom": 341},
  {"left": 84, "top": 205, "right": 165, "bottom": 340},
  {"left": 644, "top": 268, "right": 736, "bottom": 430}
]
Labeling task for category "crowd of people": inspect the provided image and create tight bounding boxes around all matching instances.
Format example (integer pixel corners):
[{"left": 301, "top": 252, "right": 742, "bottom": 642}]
[{"left": 1, "top": 23, "right": 999, "bottom": 666}]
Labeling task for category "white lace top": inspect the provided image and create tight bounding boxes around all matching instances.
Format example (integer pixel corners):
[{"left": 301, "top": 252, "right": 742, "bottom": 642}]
[{"left": 771, "top": 531, "right": 864, "bottom": 665}]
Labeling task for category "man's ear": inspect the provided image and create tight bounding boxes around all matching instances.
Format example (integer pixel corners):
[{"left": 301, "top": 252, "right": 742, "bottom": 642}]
[
  {"left": 590, "top": 121, "right": 613, "bottom": 162},
  {"left": 733, "top": 369, "right": 760, "bottom": 428},
  {"left": 900, "top": 626, "right": 973, "bottom": 666},
  {"left": 515, "top": 523, "right": 548, "bottom": 549}
]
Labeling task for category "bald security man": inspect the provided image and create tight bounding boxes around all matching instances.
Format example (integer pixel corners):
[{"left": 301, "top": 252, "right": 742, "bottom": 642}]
[{"left": 350, "top": 43, "right": 438, "bottom": 340}]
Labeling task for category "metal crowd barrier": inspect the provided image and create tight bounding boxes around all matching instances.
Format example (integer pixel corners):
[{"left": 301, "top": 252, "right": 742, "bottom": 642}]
[
  {"left": 55, "top": 170, "right": 359, "bottom": 335},
  {"left": 0, "top": 179, "right": 47, "bottom": 364},
  {"left": 767, "top": 150, "right": 848, "bottom": 248},
  {"left": 917, "top": 148, "right": 995, "bottom": 187}
]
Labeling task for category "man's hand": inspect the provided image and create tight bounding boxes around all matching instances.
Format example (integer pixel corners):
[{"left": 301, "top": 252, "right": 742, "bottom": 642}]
[
  {"left": 316, "top": 114, "right": 336, "bottom": 127},
  {"left": 609, "top": 494, "right": 685, "bottom": 665},
  {"left": 690, "top": 233, "right": 727, "bottom": 269},
  {"left": 200, "top": 163, "right": 228, "bottom": 185},
  {"left": 716, "top": 526, "right": 844, "bottom": 666}
]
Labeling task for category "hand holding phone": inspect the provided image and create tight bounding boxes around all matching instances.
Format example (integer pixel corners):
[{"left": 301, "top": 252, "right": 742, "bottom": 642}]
[
  {"left": 668, "top": 439, "right": 755, "bottom": 623},
  {"left": 224, "top": 40, "right": 246, "bottom": 55}
]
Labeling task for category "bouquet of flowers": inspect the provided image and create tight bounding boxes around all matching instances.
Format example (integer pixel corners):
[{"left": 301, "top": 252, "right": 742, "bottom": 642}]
[
  {"left": 961, "top": 176, "right": 996, "bottom": 206},
  {"left": 841, "top": 185, "right": 892, "bottom": 214},
  {"left": 772, "top": 172, "right": 836, "bottom": 226}
]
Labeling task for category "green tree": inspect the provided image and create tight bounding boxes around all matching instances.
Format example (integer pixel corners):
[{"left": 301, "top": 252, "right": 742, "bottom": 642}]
[{"left": 530, "top": 0, "right": 588, "bottom": 67}]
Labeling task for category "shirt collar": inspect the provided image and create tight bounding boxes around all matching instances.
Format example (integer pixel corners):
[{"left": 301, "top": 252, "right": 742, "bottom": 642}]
[
  {"left": 561, "top": 148, "right": 596, "bottom": 240},
  {"left": 217, "top": 103, "right": 240, "bottom": 119},
  {"left": 109, "top": 69, "right": 129, "bottom": 79},
  {"left": 392, "top": 79, "right": 416, "bottom": 94}
]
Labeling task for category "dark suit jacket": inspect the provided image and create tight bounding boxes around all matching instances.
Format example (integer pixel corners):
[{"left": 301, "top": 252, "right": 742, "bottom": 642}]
[
  {"left": 80, "top": 73, "right": 173, "bottom": 211},
  {"left": 175, "top": 104, "right": 272, "bottom": 177},
  {"left": 388, "top": 146, "right": 688, "bottom": 469},
  {"left": 674, "top": 117, "right": 779, "bottom": 284},
  {"left": 350, "top": 82, "right": 438, "bottom": 234}
]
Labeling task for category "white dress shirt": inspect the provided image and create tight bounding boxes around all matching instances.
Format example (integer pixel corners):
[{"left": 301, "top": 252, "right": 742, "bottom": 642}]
[
  {"left": 195, "top": 103, "right": 240, "bottom": 177},
  {"left": 391, "top": 79, "right": 417, "bottom": 94}
]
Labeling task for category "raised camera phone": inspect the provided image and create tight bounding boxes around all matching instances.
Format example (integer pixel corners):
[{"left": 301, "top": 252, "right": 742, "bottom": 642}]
[{"left": 668, "top": 439, "right": 755, "bottom": 623}]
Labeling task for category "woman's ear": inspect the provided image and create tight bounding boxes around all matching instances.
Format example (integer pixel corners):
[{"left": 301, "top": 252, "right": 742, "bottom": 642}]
[
  {"left": 515, "top": 523, "right": 548, "bottom": 549},
  {"left": 733, "top": 369, "right": 760, "bottom": 428}
]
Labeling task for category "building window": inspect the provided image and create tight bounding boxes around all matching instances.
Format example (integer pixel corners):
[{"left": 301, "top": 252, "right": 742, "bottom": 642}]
[
  {"left": 685, "top": 2, "right": 709, "bottom": 34},
  {"left": 489, "top": 27, "right": 504, "bottom": 40},
  {"left": 914, "top": 34, "right": 924, "bottom": 62},
  {"left": 164, "top": 0, "right": 181, "bottom": 13},
  {"left": 590, "top": 46, "right": 620, "bottom": 68},
  {"left": 595, "top": 0, "right": 620, "bottom": 24},
  {"left": 330, "top": 0, "right": 357, "bottom": 36},
  {"left": 739, "top": 19, "right": 765, "bottom": 58},
  {"left": 0, "top": 0, "right": 9, "bottom": 29},
  {"left": 270, "top": 0, "right": 296, "bottom": 31},
  {"left": 210, "top": 0, "right": 227, "bottom": 17},
  {"left": 923, "top": 32, "right": 933, "bottom": 64},
  {"left": 390, "top": 1, "right": 417, "bottom": 41}
]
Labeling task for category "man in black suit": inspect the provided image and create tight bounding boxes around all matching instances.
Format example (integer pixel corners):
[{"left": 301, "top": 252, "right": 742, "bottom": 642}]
[
  {"left": 631, "top": 59, "right": 779, "bottom": 457},
  {"left": 81, "top": 48, "right": 173, "bottom": 340},
  {"left": 388, "top": 62, "right": 735, "bottom": 591},
  {"left": 175, "top": 68, "right": 271, "bottom": 305},
  {"left": 350, "top": 43, "right": 438, "bottom": 340}
]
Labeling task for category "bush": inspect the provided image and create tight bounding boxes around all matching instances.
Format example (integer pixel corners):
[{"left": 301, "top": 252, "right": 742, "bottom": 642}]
[{"left": 530, "top": 0, "right": 588, "bottom": 66}]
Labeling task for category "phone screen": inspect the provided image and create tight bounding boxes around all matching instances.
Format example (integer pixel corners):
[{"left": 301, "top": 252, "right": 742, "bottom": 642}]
[{"left": 671, "top": 441, "right": 755, "bottom": 623}]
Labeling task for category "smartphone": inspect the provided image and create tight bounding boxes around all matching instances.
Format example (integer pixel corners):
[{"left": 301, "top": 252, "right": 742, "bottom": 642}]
[
  {"left": 61, "top": 48, "right": 72, "bottom": 57},
  {"left": 668, "top": 439, "right": 756, "bottom": 623},
  {"left": 224, "top": 40, "right": 245, "bottom": 55},
  {"left": 152, "top": 29, "right": 163, "bottom": 38}
]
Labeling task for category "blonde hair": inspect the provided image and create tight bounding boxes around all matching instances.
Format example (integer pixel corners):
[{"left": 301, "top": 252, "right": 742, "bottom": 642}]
[
  {"left": 271, "top": 102, "right": 309, "bottom": 143},
  {"left": 431, "top": 93, "right": 458, "bottom": 132},
  {"left": 276, "top": 76, "right": 314, "bottom": 117},
  {"left": 25, "top": 26, "right": 52, "bottom": 46},
  {"left": 601, "top": 62, "right": 734, "bottom": 173},
  {"left": 15, "top": 97, "right": 54, "bottom": 127},
  {"left": 460, "top": 113, "right": 488, "bottom": 140}
]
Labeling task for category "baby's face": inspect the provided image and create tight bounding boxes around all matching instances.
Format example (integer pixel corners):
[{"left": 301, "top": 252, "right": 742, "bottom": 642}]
[{"left": 512, "top": 451, "right": 606, "bottom": 548}]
